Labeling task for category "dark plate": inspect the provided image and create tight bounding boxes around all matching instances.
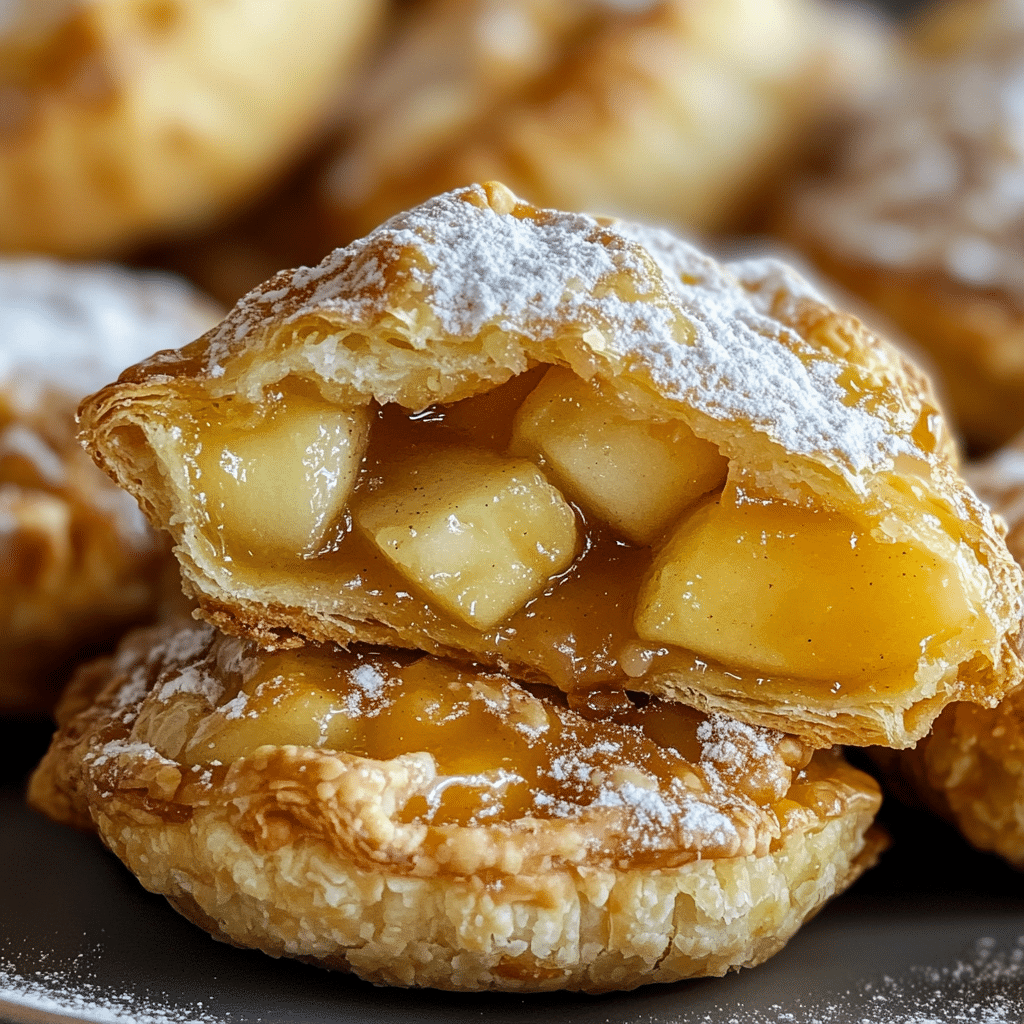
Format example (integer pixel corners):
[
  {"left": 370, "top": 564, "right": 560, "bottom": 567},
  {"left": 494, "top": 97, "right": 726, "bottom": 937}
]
[{"left": 3, "top": 724, "right": 1024, "bottom": 1024}]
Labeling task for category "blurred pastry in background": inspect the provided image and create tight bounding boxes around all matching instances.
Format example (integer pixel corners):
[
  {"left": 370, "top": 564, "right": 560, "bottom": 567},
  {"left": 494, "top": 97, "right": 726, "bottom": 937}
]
[
  {"left": 914, "top": 0, "right": 1024, "bottom": 57},
  {"left": 321, "top": 0, "right": 897, "bottom": 246},
  {"left": 0, "top": 0, "right": 385, "bottom": 258},
  {"left": 0, "top": 257, "right": 217, "bottom": 715},
  {"left": 781, "top": 0, "right": 1024, "bottom": 452},
  {"left": 28, "top": 618, "right": 885, "bottom": 992},
  {"left": 876, "top": 431, "right": 1024, "bottom": 869}
]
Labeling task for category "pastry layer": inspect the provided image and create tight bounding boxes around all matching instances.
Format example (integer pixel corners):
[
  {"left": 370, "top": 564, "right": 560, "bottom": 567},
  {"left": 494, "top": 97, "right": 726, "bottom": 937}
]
[
  {"left": 881, "top": 431, "right": 1024, "bottom": 867},
  {"left": 78, "top": 183, "right": 1024, "bottom": 748},
  {"left": 29, "top": 618, "right": 884, "bottom": 992}
]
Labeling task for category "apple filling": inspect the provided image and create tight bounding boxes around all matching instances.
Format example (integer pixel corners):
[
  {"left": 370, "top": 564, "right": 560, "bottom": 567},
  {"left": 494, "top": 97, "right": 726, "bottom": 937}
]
[
  {"left": 180, "top": 643, "right": 813, "bottom": 832},
  {"left": 171, "top": 363, "right": 985, "bottom": 707}
]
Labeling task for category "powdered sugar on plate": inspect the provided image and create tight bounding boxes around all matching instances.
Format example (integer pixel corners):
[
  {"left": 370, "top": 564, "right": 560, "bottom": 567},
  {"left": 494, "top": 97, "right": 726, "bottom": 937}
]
[
  {"left": 675, "top": 936, "right": 1024, "bottom": 1024},
  {"left": 4, "top": 933, "right": 1024, "bottom": 1023},
  {"left": 0, "top": 953, "right": 230, "bottom": 1024}
]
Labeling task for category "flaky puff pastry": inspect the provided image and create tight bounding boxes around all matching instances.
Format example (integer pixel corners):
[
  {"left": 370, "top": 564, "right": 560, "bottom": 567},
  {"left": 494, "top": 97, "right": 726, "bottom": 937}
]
[
  {"left": 879, "top": 432, "right": 1024, "bottom": 867},
  {"left": 28, "top": 618, "right": 884, "bottom": 992},
  {"left": 0, "top": 257, "right": 217, "bottom": 714},
  {"left": 0, "top": 0, "right": 384, "bottom": 257},
  {"left": 322, "top": 0, "right": 895, "bottom": 243},
  {"left": 79, "top": 184, "right": 1024, "bottom": 750},
  {"left": 780, "top": 5, "right": 1024, "bottom": 451}
]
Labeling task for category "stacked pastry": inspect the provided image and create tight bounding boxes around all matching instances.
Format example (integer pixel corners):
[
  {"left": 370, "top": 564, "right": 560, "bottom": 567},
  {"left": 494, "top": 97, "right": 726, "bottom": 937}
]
[
  {"left": 781, "top": 0, "right": 1024, "bottom": 451},
  {"left": 29, "top": 184, "right": 1024, "bottom": 991},
  {"left": 0, "top": 257, "right": 217, "bottom": 714}
]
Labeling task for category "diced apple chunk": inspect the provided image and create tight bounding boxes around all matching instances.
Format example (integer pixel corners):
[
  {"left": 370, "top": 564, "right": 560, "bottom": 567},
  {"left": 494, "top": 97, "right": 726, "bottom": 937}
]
[
  {"left": 634, "top": 495, "right": 975, "bottom": 680},
  {"left": 195, "top": 392, "right": 369, "bottom": 558},
  {"left": 510, "top": 366, "right": 727, "bottom": 545},
  {"left": 353, "top": 446, "right": 578, "bottom": 629}
]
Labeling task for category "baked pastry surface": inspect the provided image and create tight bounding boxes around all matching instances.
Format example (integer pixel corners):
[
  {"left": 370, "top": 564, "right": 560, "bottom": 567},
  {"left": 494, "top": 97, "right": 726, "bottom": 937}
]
[
  {"left": 29, "top": 617, "right": 884, "bottom": 992},
  {"left": 0, "top": 0, "right": 383, "bottom": 257},
  {"left": 323, "top": 0, "right": 894, "bottom": 242},
  {"left": 78, "top": 183, "right": 1024, "bottom": 749},
  {"left": 883, "top": 431, "right": 1024, "bottom": 867},
  {"left": 781, "top": 9, "right": 1024, "bottom": 450},
  {"left": 0, "top": 257, "right": 217, "bottom": 714}
]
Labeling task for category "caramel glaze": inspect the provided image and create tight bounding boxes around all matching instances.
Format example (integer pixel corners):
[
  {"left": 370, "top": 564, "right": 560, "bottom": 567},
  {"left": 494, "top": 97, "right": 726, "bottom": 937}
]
[
  {"left": 179, "top": 640, "right": 813, "bottom": 839},
  {"left": 179, "top": 365, "right": 965, "bottom": 710}
]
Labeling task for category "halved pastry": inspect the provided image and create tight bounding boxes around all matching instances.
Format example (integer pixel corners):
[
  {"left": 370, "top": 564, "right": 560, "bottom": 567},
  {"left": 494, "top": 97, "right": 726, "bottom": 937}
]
[
  {"left": 0, "top": 257, "right": 217, "bottom": 714},
  {"left": 323, "top": 0, "right": 895, "bottom": 242},
  {"left": 78, "top": 183, "right": 1024, "bottom": 749},
  {"left": 780, "top": 8, "right": 1024, "bottom": 450},
  {"left": 880, "top": 430, "right": 1024, "bottom": 868},
  {"left": 28, "top": 617, "right": 885, "bottom": 992},
  {"left": 0, "top": 0, "right": 384, "bottom": 257}
]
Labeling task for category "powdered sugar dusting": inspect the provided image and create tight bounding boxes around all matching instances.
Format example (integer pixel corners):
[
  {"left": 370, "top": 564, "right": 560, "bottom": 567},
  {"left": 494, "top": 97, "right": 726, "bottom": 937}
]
[
  {"left": 202, "top": 185, "right": 920, "bottom": 484},
  {"left": 681, "top": 936, "right": 1024, "bottom": 1024},
  {"left": 0, "top": 954, "right": 227, "bottom": 1024},
  {"left": 343, "top": 661, "right": 391, "bottom": 717}
]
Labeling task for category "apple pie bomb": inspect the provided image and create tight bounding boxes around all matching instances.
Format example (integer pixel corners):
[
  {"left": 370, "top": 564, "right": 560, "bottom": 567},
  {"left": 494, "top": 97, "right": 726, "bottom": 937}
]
[
  {"left": 0, "top": 257, "right": 218, "bottom": 714},
  {"left": 33, "top": 182, "right": 1024, "bottom": 990}
]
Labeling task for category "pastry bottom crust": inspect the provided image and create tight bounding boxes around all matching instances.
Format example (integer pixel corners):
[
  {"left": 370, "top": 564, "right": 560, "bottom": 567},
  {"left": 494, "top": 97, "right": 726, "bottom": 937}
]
[
  {"left": 118, "top": 803, "right": 883, "bottom": 992},
  {"left": 34, "top": 745, "right": 883, "bottom": 994},
  {"left": 29, "top": 622, "right": 884, "bottom": 992}
]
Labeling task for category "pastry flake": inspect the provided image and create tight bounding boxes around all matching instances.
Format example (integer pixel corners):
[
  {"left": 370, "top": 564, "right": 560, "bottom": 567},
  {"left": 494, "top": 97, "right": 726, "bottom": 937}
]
[
  {"left": 29, "top": 618, "right": 884, "bottom": 992},
  {"left": 78, "top": 183, "right": 1024, "bottom": 748}
]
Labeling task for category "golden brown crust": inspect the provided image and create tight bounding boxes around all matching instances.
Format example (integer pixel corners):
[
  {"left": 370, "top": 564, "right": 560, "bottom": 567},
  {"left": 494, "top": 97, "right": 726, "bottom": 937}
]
[
  {"left": 0, "top": 0, "right": 384, "bottom": 257},
  {"left": 782, "top": 242, "right": 1024, "bottom": 453},
  {"left": 29, "top": 618, "right": 884, "bottom": 992},
  {"left": 78, "top": 184, "right": 1024, "bottom": 749},
  {"left": 324, "top": 0, "right": 896, "bottom": 242}
]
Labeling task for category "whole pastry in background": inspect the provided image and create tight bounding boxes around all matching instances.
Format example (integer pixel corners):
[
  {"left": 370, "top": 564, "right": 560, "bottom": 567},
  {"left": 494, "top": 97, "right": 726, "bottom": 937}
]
[
  {"left": 29, "top": 618, "right": 885, "bottom": 992},
  {"left": 0, "top": 258, "right": 217, "bottom": 715},
  {"left": 79, "top": 182, "right": 1024, "bottom": 750},
  {"left": 781, "top": 0, "right": 1024, "bottom": 452},
  {"left": 0, "top": 0, "right": 384, "bottom": 257},
  {"left": 878, "top": 431, "right": 1024, "bottom": 869},
  {"left": 322, "top": 0, "right": 896, "bottom": 245}
]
